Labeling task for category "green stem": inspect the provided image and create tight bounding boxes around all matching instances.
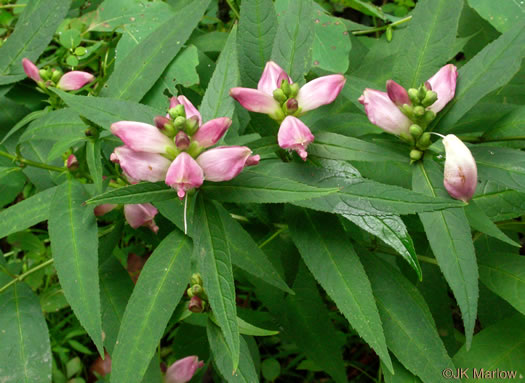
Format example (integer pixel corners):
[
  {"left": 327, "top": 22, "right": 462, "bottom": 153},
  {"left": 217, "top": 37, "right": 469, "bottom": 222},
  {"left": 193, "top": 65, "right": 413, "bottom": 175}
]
[
  {"left": 0, "top": 4, "right": 27, "bottom": 8},
  {"left": 417, "top": 255, "right": 438, "bottom": 265},
  {"left": 0, "top": 259, "right": 54, "bottom": 294},
  {"left": 225, "top": 0, "right": 240, "bottom": 19},
  {"left": 459, "top": 135, "right": 525, "bottom": 143},
  {"left": 352, "top": 15, "right": 412, "bottom": 36},
  {"left": 0, "top": 150, "right": 66, "bottom": 172},
  {"left": 258, "top": 226, "right": 287, "bottom": 249}
]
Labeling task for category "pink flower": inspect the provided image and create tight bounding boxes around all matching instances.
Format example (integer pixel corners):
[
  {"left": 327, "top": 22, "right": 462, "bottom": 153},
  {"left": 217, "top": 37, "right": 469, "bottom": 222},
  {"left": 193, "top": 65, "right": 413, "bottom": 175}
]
[
  {"left": 22, "top": 58, "right": 41, "bottom": 82},
  {"left": 192, "top": 117, "right": 232, "bottom": 148},
  {"left": 386, "top": 80, "right": 410, "bottom": 106},
  {"left": 277, "top": 116, "right": 315, "bottom": 161},
  {"left": 165, "top": 356, "right": 204, "bottom": 383},
  {"left": 197, "top": 146, "right": 256, "bottom": 182},
  {"left": 230, "top": 61, "right": 345, "bottom": 118},
  {"left": 170, "top": 96, "right": 202, "bottom": 126},
  {"left": 111, "top": 121, "right": 176, "bottom": 154},
  {"left": 442, "top": 134, "right": 477, "bottom": 202},
  {"left": 57, "top": 71, "right": 95, "bottom": 90},
  {"left": 123, "top": 203, "right": 159, "bottom": 233},
  {"left": 110, "top": 146, "right": 172, "bottom": 183},
  {"left": 358, "top": 89, "right": 412, "bottom": 135},
  {"left": 427, "top": 64, "right": 458, "bottom": 113},
  {"left": 94, "top": 204, "right": 117, "bottom": 216},
  {"left": 66, "top": 154, "right": 79, "bottom": 170},
  {"left": 165, "top": 152, "right": 204, "bottom": 199}
]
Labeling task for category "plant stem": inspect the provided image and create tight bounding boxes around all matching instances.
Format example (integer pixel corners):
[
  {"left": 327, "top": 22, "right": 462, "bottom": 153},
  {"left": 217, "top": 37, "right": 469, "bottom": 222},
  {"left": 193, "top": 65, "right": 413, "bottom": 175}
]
[
  {"left": 0, "top": 258, "right": 54, "bottom": 294},
  {"left": 417, "top": 255, "right": 438, "bottom": 265},
  {"left": 352, "top": 15, "right": 412, "bottom": 36},
  {"left": 0, "top": 149, "right": 66, "bottom": 172},
  {"left": 225, "top": 0, "right": 240, "bottom": 19},
  {"left": 258, "top": 226, "right": 287, "bottom": 249},
  {"left": 459, "top": 135, "right": 525, "bottom": 143},
  {"left": 0, "top": 4, "right": 27, "bottom": 8}
]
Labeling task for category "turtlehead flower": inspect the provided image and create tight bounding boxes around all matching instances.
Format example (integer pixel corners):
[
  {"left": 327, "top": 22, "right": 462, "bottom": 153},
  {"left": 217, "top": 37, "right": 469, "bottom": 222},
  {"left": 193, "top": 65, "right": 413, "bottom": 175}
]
[
  {"left": 22, "top": 58, "right": 94, "bottom": 90},
  {"left": 165, "top": 152, "right": 204, "bottom": 199},
  {"left": 230, "top": 61, "right": 345, "bottom": 160},
  {"left": 359, "top": 64, "right": 458, "bottom": 136},
  {"left": 94, "top": 204, "right": 117, "bottom": 217},
  {"left": 110, "top": 146, "right": 171, "bottom": 183},
  {"left": 278, "top": 116, "right": 315, "bottom": 161},
  {"left": 124, "top": 204, "right": 159, "bottom": 233},
  {"left": 66, "top": 154, "right": 79, "bottom": 170},
  {"left": 165, "top": 356, "right": 204, "bottom": 383},
  {"left": 197, "top": 146, "right": 260, "bottom": 182},
  {"left": 442, "top": 134, "right": 477, "bottom": 202}
]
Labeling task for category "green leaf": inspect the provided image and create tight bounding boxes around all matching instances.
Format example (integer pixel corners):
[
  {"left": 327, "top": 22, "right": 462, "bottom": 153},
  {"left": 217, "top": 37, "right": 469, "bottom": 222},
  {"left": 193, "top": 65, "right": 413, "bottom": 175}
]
[
  {"left": 471, "top": 146, "right": 525, "bottom": 193},
  {"left": 465, "top": 201, "right": 519, "bottom": 247},
  {"left": 271, "top": 0, "right": 314, "bottom": 80},
  {"left": 238, "top": 0, "right": 278, "bottom": 87},
  {"left": 52, "top": 89, "right": 161, "bottom": 129},
  {"left": 436, "top": 19, "right": 525, "bottom": 132},
  {"left": 477, "top": 253, "right": 525, "bottom": 316},
  {"left": 236, "top": 317, "right": 278, "bottom": 337},
  {"left": 207, "top": 320, "right": 258, "bottom": 383},
  {"left": 383, "top": 356, "right": 422, "bottom": 383},
  {"left": 0, "top": 0, "right": 71, "bottom": 83},
  {"left": 86, "top": 141, "right": 103, "bottom": 194},
  {"left": 1, "top": 108, "right": 50, "bottom": 145},
  {"left": 287, "top": 208, "right": 393, "bottom": 373},
  {"left": 281, "top": 262, "right": 347, "bottom": 383},
  {"left": 0, "top": 186, "right": 57, "bottom": 239},
  {"left": 86, "top": 182, "right": 177, "bottom": 205},
  {"left": 468, "top": 0, "right": 525, "bottom": 33},
  {"left": 48, "top": 180, "right": 104, "bottom": 355},
  {"left": 359, "top": 254, "right": 456, "bottom": 383},
  {"left": 201, "top": 168, "right": 339, "bottom": 204},
  {"left": 101, "top": 0, "right": 210, "bottom": 101},
  {"left": 311, "top": 9, "right": 351, "bottom": 73},
  {"left": 412, "top": 159, "right": 478, "bottom": 349},
  {"left": 110, "top": 230, "right": 191, "bottom": 383},
  {"left": 200, "top": 25, "right": 239, "bottom": 123},
  {"left": 0, "top": 279, "right": 52, "bottom": 383},
  {"left": 59, "top": 29, "right": 81, "bottom": 49},
  {"left": 216, "top": 204, "right": 293, "bottom": 294},
  {"left": 193, "top": 197, "right": 240, "bottom": 371},
  {"left": 153, "top": 45, "right": 200, "bottom": 95},
  {"left": 482, "top": 106, "right": 525, "bottom": 140},
  {"left": 392, "top": 0, "right": 463, "bottom": 88},
  {"left": 472, "top": 180, "right": 525, "bottom": 221},
  {"left": 453, "top": 314, "right": 525, "bottom": 380},
  {"left": 308, "top": 132, "right": 407, "bottom": 163}
]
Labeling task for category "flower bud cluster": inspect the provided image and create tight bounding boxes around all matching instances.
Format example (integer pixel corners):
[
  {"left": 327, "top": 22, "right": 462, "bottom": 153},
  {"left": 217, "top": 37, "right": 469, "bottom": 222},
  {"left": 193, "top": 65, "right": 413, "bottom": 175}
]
[
  {"left": 187, "top": 273, "right": 207, "bottom": 313},
  {"left": 22, "top": 58, "right": 94, "bottom": 91}
]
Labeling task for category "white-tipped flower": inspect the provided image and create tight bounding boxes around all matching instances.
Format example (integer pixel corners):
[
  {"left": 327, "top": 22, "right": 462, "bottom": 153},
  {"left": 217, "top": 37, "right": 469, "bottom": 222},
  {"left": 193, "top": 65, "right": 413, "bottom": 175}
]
[{"left": 442, "top": 134, "right": 477, "bottom": 202}]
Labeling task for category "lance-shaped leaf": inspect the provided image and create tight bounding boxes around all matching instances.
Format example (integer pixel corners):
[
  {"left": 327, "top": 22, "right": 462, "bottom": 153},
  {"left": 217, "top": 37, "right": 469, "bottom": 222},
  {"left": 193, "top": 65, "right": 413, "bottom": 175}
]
[
  {"left": 48, "top": 180, "right": 104, "bottom": 355},
  {"left": 0, "top": 0, "right": 71, "bottom": 84},
  {"left": 86, "top": 182, "right": 177, "bottom": 205},
  {"left": 200, "top": 25, "right": 239, "bottom": 123},
  {"left": 464, "top": 201, "right": 519, "bottom": 247},
  {"left": 288, "top": 208, "right": 393, "bottom": 373},
  {"left": 392, "top": 0, "right": 463, "bottom": 87},
  {"left": 412, "top": 159, "right": 478, "bottom": 349},
  {"left": 360, "top": 254, "right": 455, "bottom": 383},
  {"left": 472, "top": 180, "right": 525, "bottom": 221},
  {"left": 271, "top": 0, "right": 314, "bottom": 80},
  {"left": 471, "top": 146, "right": 525, "bottom": 193},
  {"left": 110, "top": 230, "right": 191, "bottom": 383},
  {"left": 193, "top": 197, "right": 240, "bottom": 371},
  {"left": 0, "top": 276, "right": 52, "bottom": 383},
  {"left": 101, "top": 0, "right": 210, "bottom": 101},
  {"left": 238, "top": 0, "right": 278, "bottom": 87}
]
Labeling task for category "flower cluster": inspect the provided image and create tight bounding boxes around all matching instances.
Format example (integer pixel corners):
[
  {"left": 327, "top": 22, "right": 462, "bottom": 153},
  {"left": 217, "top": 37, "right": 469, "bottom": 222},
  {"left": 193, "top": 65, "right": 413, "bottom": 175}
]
[
  {"left": 110, "top": 96, "right": 259, "bottom": 200},
  {"left": 358, "top": 65, "right": 477, "bottom": 201},
  {"left": 22, "top": 58, "right": 94, "bottom": 91},
  {"left": 230, "top": 61, "right": 346, "bottom": 160}
]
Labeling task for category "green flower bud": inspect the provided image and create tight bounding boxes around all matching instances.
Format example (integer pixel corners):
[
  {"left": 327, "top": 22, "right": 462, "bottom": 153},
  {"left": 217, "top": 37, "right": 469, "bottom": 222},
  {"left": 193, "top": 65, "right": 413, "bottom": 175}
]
[
  {"left": 417, "top": 132, "right": 431, "bottom": 149},
  {"left": 273, "top": 88, "right": 287, "bottom": 104},
  {"left": 417, "top": 85, "right": 427, "bottom": 101},
  {"left": 39, "top": 69, "right": 49, "bottom": 80},
  {"left": 423, "top": 110, "right": 436, "bottom": 124},
  {"left": 270, "top": 107, "right": 285, "bottom": 122},
  {"left": 400, "top": 104, "right": 414, "bottom": 119},
  {"left": 184, "top": 116, "right": 199, "bottom": 136},
  {"left": 413, "top": 106, "right": 425, "bottom": 117},
  {"left": 191, "top": 284, "right": 203, "bottom": 296},
  {"left": 164, "top": 146, "right": 179, "bottom": 160},
  {"left": 169, "top": 104, "right": 185, "bottom": 119},
  {"left": 186, "top": 140, "right": 203, "bottom": 158},
  {"left": 410, "top": 149, "right": 423, "bottom": 161},
  {"left": 186, "top": 287, "right": 193, "bottom": 298},
  {"left": 399, "top": 132, "right": 414, "bottom": 145},
  {"left": 409, "top": 124, "right": 423, "bottom": 138},
  {"left": 51, "top": 70, "right": 62, "bottom": 82},
  {"left": 408, "top": 88, "right": 419, "bottom": 104},
  {"left": 290, "top": 83, "right": 300, "bottom": 98},
  {"left": 191, "top": 273, "right": 203, "bottom": 286},
  {"left": 280, "top": 79, "right": 291, "bottom": 97},
  {"left": 173, "top": 116, "right": 186, "bottom": 128},
  {"left": 386, "top": 25, "right": 393, "bottom": 42},
  {"left": 421, "top": 91, "right": 438, "bottom": 107}
]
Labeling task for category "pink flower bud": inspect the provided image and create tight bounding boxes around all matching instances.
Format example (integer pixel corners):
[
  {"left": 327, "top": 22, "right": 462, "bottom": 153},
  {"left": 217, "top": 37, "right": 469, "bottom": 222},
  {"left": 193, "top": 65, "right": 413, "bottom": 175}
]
[
  {"left": 229, "top": 87, "right": 281, "bottom": 114},
  {"left": 442, "top": 134, "right": 477, "bottom": 202},
  {"left": 188, "top": 296, "right": 204, "bottom": 313},
  {"left": 66, "top": 154, "right": 79, "bottom": 170},
  {"left": 94, "top": 204, "right": 117, "bottom": 216},
  {"left": 175, "top": 131, "right": 191, "bottom": 150},
  {"left": 386, "top": 80, "right": 410, "bottom": 106},
  {"left": 111, "top": 121, "right": 176, "bottom": 154},
  {"left": 277, "top": 116, "right": 314, "bottom": 161},
  {"left": 165, "top": 152, "right": 204, "bottom": 199},
  {"left": 170, "top": 96, "right": 202, "bottom": 126},
  {"left": 192, "top": 117, "right": 232, "bottom": 148},
  {"left": 110, "top": 146, "right": 171, "bottom": 183},
  {"left": 257, "top": 61, "right": 291, "bottom": 95},
  {"left": 427, "top": 64, "right": 458, "bottom": 113},
  {"left": 22, "top": 58, "right": 42, "bottom": 82},
  {"left": 358, "top": 89, "right": 412, "bottom": 135},
  {"left": 296, "top": 74, "right": 346, "bottom": 113},
  {"left": 124, "top": 203, "right": 159, "bottom": 233},
  {"left": 165, "top": 356, "right": 204, "bottom": 383},
  {"left": 154, "top": 116, "right": 172, "bottom": 130},
  {"left": 285, "top": 98, "right": 299, "bottom": 113},
  {"left": 246, "top": 155, "right": 260, "bottom": 166},
  {"left": 197, "top": 146, "right": 253, "bottom": 182},
  {"left": 57, "top": 71, "right": 95, "bottom": 90}
]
